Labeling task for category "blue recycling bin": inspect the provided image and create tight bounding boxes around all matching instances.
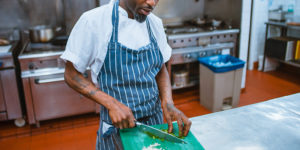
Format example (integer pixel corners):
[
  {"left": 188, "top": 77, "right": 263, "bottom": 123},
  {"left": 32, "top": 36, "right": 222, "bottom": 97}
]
[
  {"left": 198, "top": 55, "right": 245, "bottom": 73},
  {"left": 197, "top": 55, "right": 245, "bottom": 112}
]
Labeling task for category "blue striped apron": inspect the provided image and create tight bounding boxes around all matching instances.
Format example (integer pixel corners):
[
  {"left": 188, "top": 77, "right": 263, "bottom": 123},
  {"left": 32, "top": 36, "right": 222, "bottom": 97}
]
[{"left": 96, "top": 0, "right": 164, "bottom": 149}]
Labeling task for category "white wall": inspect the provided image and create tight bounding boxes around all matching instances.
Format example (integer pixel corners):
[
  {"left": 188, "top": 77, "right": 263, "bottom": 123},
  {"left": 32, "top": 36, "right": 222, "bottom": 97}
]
[
  {"left": 289, "top": 0, "right": 300, "bottom": 38},
  {"left": 248, "top": 0, "right": 269, "bottom": 70},
  {"left": 239, "top": 0, "right": 252, "bottom": 88},
  {"left": 269, "top": 0, "right": 295, "bottom": 11},
  {"left": 295, "top": 0, "right": 300, "bottom": 16}
]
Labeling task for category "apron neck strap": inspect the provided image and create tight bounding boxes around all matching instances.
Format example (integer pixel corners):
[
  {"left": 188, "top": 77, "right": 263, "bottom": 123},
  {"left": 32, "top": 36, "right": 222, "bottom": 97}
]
[
  {"left": 110, "top": 0, "right": 156, "bottom": 43},
  {"left": 146, "top": 19, "right": 157, "bottom": 43},
  {"left": 111, "top": 0, "right": 120, "bottom": 42}
]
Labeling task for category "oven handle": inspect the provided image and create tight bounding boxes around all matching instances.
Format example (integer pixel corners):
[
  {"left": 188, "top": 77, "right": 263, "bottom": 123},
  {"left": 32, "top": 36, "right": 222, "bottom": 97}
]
[
  {"left": 35, "top": 77, "right": 65, "bottom": 84},
  {"left": 34, "top": 72, "right": 88, "bottom": 84}
]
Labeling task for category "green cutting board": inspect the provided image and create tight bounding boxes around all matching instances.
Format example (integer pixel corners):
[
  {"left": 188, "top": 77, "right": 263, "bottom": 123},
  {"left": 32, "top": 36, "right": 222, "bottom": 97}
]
[{"left": 120, "top": 123, "right": 205, "bottom": 150}]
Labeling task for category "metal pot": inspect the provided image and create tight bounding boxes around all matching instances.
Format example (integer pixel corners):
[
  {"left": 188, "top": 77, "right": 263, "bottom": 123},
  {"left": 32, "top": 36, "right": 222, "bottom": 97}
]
[
  {"left": 29, "top": 25, "right": 59, "bottom": 43},
  {"left": 173, "top": 71, "right": 189, "bottom": 87}
]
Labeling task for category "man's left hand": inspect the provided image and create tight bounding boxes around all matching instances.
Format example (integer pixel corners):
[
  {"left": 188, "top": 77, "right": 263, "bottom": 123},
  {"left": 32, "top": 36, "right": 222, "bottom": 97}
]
[{"left": 162, "top": 102, "right": 192, "bottom": 137}]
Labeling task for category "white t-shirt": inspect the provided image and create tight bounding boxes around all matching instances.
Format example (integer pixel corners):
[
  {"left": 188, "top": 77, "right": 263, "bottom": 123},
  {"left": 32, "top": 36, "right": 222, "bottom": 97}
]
[{"left": 60, "top": 1, "right": 172, "bottom": 85}]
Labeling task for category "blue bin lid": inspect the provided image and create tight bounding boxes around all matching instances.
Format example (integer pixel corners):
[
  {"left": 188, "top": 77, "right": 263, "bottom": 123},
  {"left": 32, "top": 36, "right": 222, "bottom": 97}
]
[{"left": 198, "top": 55, "right": 245, "bottom": 73}]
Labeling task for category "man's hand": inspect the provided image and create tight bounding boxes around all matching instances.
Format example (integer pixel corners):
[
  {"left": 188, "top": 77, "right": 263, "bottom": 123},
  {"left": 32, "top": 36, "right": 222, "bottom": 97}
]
[
  {"left": 108, "top": 102, "right": 136, "bottom": 129},
  {"left": 162, "top": 102, "right": 192, "bottom": 137},
  {"left": 64, "top": 61, "right": 136, "bottom": 130}
]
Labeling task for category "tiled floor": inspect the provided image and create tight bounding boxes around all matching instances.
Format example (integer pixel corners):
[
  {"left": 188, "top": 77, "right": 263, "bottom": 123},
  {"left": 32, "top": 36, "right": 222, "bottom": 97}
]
[{"left": 0, "top": 69, "right": 300, "bottom": 150}]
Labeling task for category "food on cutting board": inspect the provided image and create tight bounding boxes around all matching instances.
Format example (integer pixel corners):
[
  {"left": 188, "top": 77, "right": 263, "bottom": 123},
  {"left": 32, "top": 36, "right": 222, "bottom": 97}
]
[
  {"left": 142, "top": 143, "right": 164, "bottom": 150},
  {"left": 144, "top": 128, "right": 185, "bottom": 142},
  {"left": 0, "top": 39, "right": 9, "bottom": 45},
  {"left": 160, "top": 129, "right": 184, "bottom": 139}
]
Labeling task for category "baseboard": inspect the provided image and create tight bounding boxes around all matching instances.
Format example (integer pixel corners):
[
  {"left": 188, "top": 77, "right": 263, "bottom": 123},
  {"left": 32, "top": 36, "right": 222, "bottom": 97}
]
[
  {"left": 254, "top": 61, "right": 258, "bottom": 70},
  {"left": 241, "top": 88, "right": 246, "bottom": 93}
]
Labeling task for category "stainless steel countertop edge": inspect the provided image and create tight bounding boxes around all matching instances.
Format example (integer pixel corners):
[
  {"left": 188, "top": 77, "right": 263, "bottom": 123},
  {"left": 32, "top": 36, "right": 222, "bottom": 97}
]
[
  {"left": 168, "top": 29, "right": 240, "bottom": 40},
  {"left": 18, "top": 51, "right": 64, "bottom": 59},
  {"left": 172, "top": 42, "right": 235, "bottom": 54}
]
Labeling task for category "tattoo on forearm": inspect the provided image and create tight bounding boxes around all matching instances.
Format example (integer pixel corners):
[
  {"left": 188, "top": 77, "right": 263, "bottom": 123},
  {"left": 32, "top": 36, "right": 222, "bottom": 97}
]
[
  {"left": 72, "top": 75, "right": 90, "bottom": 89},
  {"left": 86, "top": 89, "right": 101, "bottom": 97}
]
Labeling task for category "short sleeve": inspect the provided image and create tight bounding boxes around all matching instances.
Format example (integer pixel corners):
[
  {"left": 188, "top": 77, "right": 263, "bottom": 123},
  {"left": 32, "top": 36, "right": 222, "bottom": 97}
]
[
  {"left": 155, "top": 19, "right": 172, "bottom": 63},
  {"left": 60, "top": 14, "right": 97, "bottom": 73}
]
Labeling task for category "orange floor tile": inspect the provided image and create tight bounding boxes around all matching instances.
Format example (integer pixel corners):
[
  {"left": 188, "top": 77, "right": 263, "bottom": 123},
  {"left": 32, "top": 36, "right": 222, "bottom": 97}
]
[{"left": 0, "top": 69, "right": 300, "bottom": 150}]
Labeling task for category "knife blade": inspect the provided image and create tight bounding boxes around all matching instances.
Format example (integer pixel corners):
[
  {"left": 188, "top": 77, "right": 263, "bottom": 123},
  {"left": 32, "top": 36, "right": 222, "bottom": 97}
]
[{"left": 136, "top": 121, "right": 187, "bottom": 144}]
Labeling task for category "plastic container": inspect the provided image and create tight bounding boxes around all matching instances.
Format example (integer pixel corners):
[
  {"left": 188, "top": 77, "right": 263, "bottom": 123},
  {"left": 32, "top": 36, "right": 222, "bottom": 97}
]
[
  {"left": 198, "top": 55, "right": 245, "bottom": 112},
  {"left": 198, "top": 55, "right": 245, "bottom": 73}
]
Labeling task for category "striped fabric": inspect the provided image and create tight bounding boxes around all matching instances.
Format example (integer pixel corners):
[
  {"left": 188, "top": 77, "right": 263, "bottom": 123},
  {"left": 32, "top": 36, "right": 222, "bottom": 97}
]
[
  {"left": 96, "top": 0, "right": 164, "bottom": 149},
  {"left": 97, "top": 0, "right": 163, "bottom": 124}
]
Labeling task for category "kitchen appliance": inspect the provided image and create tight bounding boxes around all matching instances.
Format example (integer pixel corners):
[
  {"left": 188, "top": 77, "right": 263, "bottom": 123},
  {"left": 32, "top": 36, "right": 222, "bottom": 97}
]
[
  {"left": 0, "top": 29, "right": 25, "bottom": 127},
  {"left": 120, "top": 122, "right": 204, "bottom": 150},
  {"left": 269, "top": 10, "right": 287, "bottom": 21},
  {"left": 135, "top": 121, "right": 186, "bottom": 144},
  {"left": 18, "top": 41, "right": 97, "bottom": 127},
  {"left": 166, "top": 25, "right": 239, "bottom": 90}
]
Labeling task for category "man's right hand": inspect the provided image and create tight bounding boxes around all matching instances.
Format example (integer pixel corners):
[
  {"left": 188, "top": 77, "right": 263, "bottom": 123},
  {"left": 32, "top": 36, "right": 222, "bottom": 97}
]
[
  {"left": 64, "top": 61, "right": 136, "bottom": 129},
  {"left": 108, "top": 102, "right": 136, "bottom": 129}
]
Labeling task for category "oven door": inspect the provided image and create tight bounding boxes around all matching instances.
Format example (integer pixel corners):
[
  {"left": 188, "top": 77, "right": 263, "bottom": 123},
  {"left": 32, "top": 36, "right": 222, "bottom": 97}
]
[
  {"left": 0, "top": 72, "right": 6, "bottom": 112},
  {"left": 29, "top": 72, "right": 95, "bottom": 121},
  {"left": 0, "top": 71, "right": 7, "bottom": 120},
  {"left": 0, "top": 69, "right": 22, "bottom": 120}
]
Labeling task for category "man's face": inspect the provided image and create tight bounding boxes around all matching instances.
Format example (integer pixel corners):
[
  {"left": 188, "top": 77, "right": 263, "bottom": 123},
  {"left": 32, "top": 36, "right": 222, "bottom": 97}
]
[{"left": 125, "top": 0, "right": 159, "bottom": 23}]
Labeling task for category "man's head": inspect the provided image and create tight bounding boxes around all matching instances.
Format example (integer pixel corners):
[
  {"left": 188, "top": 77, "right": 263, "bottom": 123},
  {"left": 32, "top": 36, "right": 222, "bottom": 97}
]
[{"left": 120, "top": 0, "right": 159, "bottom": 23}]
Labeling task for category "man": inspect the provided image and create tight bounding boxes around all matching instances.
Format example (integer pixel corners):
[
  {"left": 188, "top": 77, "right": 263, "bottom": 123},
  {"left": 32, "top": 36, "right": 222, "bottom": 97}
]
[{"left": 61, "top": 0, "right": 191, "bottom": 149}]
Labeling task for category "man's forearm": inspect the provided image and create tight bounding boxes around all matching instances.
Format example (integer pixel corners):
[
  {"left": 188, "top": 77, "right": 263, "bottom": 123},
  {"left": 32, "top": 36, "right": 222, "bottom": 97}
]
[
  {"left": 64, "top": 61, "right": 119, "bottom": 110},
  {"left": 155, "top": 64, "right": 174, "bottom": 105}
]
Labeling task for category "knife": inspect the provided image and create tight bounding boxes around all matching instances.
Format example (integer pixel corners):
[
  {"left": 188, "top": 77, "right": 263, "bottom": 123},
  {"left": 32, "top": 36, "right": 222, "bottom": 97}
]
[{"left": 136, "top": 121, "right": 187, "bottom": 144}]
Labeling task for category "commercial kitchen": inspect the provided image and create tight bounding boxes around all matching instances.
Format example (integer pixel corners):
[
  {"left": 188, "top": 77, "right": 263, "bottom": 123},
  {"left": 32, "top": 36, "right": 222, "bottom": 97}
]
[{"left": 0, "top": 0, "right": 300, "bottom": 150}]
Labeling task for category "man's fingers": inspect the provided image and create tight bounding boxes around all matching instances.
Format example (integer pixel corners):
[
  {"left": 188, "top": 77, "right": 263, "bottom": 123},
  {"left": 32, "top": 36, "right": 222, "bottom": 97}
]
[
  {"left": 165, "top": 115, "right": 173, "bottom": 133},
  {"left": 128, "top": 115, "right": 136, "bottom": 128},
  {"left": 117, "top": 115, "right": 124, "bottom": 129},
  {"left": 117, "top": 120, "right": 124, "bottom": 129},
  {"left": 176, "top": 117, "right": 183, "bottom": 137},
  {"left": 122, "top": 120, "right": 129, "bottom": 129},
  {"left": 182, "top": 116, "right": 192, "bottom": 136}
]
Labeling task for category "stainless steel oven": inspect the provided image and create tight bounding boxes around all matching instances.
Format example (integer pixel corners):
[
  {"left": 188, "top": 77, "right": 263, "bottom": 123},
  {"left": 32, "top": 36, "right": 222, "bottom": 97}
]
[
  {"left": 0, "top": 40, "right": 24, "bottom": 127},
  {"left": 166, "top": 27, "right": 240, "bottom": 90},
  {"left": 19, "top": 42, "right": 97, "bottom": 127}
]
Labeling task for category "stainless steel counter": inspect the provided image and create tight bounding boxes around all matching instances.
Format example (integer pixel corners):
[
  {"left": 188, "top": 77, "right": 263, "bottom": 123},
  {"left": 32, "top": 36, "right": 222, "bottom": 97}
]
[
  {"left": 18, "top": 50, "right": 64, "bottom": 59},
  {"left": 190, "top": 93, "right": 300, "bottom": 150},
  {"left": 0, "top": 41, "right": 18, "bottom": 59},
  {"left": 167, "top": 29, "right": 240, "bottom": 40}
]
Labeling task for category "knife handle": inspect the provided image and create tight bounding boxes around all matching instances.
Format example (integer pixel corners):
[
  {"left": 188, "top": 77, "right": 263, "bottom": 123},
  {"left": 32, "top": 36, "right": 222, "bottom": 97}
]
[{"left": 135, "top": 121, "right": 142, "bottom": 126}]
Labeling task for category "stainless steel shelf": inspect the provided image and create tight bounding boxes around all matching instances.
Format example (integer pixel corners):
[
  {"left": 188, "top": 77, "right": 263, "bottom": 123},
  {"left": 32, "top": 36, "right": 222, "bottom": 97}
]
[
  {"left": 168, "top": 29, "right": 240, "bottom": 40},
  {"left": 172, "top": 80, "right": 198, "bottom": 90},
  {"left": 266, "top": 21, "right": 300, "bottom": 31},
  {"left": 278, "top": 59, "right": 300, "bottom": 68}
]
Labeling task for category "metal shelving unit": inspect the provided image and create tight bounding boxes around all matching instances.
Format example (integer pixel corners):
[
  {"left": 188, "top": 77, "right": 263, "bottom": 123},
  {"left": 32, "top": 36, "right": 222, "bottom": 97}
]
[{"left": 262, "top": 21, "right": 300, "bottom": 72}]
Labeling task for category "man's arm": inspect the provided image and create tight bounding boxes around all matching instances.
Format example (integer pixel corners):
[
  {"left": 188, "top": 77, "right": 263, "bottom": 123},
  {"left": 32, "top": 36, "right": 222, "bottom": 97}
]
[
  {"left": 64, "top": 61, "right": 135, "bottom": 129},
  {"left": 155, "top": 64, "right": 192, "bottom": 137}
]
